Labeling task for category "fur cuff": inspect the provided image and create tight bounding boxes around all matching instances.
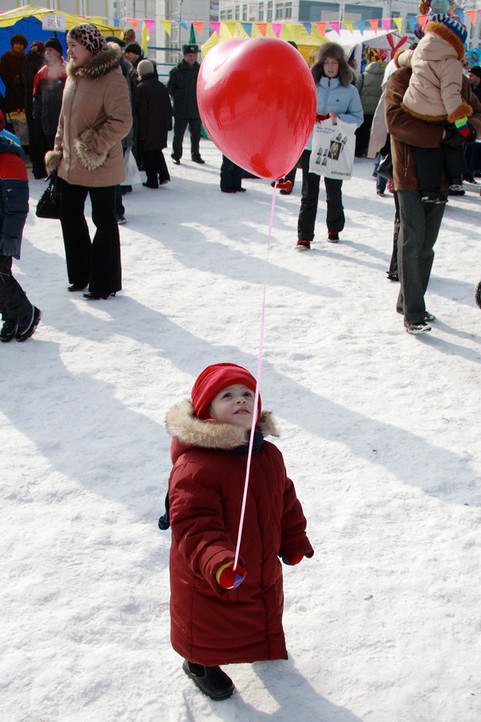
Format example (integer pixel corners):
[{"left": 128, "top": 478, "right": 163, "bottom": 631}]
[
  {"left": 447, "top": 101, "right": 473, "bottom": 123},
  {"left": 74, "top": 128, "right": 108, "bottom": 171},
  {"left": 394, "top": 49, "right": 409, "bottom": 68},
  {"left": 45, "top": 149, "right": 62, "bottom": 174}
]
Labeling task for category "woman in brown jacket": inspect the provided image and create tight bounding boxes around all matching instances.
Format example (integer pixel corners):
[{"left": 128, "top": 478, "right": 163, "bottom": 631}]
[{"left": 46, "top": 24, "right": 131, "bottom": 299}]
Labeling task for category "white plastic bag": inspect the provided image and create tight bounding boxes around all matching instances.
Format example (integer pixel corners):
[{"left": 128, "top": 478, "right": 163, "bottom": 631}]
[
  {"left": 309, "top": 118, "right": 356, "bottom": 180},
  {"left": 124, "top": 148, "right": 142, "bottom": 187}
]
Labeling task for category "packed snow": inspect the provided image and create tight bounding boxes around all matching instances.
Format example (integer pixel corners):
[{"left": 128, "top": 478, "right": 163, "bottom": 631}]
[{"left": 2, "top": 137, "right": 481, "bottom": 722}]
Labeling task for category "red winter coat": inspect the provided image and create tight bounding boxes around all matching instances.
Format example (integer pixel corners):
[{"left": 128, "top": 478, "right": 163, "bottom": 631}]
[{"left": 165, "top": 400, "right": 314, "bottom": 666}]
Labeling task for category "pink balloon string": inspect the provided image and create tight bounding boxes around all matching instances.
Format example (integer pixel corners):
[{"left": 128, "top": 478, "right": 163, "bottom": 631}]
[{"left": 234, "top": 182, "right": 278, "bottom": 570}]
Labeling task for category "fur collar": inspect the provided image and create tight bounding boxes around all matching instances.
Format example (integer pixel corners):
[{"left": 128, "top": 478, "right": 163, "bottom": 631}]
[
  {"left": 165, "top": 399, "right": 278, "bottom": 452},
  {"left": 67, "top": 42, "right": 122, "bottom": 80}
]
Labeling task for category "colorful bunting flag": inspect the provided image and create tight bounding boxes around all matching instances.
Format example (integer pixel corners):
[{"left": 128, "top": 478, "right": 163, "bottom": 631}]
[
  {"left": 356, "top": 20, "right": 366, "bottom": 34},
  {"left": 330, "top": 21, "right": 341, "bottom": 35},
  {"left": 141, "top": 21, "right": 150, "bottom": 52},
  {"left": 242, "top": 22, "right": 252, "bottom": 35},
  {"left": 343, "top": 21, "right": 353, "bottom": 33},
  {"left": 467, "top": 9, "right": 477, "bottom": 26},
  {"left": 302, "top": 22, "right": 312, "bottom": 34},
  {"left": 417, "top": 14, "right": 428, "bottom": 30},
  {"left": 368, "top": 19, "right": 379, "bottom": 33},
  {"left": 179, "top": 21, "right": 188, "bottom": 30},
  {"left": 315, "top": 21, "right": 326, "bottom": 36},
  {"left": 126, "top": 18, "right": 138, "bottom": 32},
  {"left": 144, "top": 19, "right": 155, "bottom": 36},
  {"left": 393, "top": 17, "right": 403, "bottom": 32},
  {"left": 272, "top": 23, "right": 282, "bottom": 37},
  {"left": 256, "top": 22, "right": 268, "bottom": 36},
  {"left": 210, "top": 21, "right": 220, "bottom": 35},
  {"left": 193, "top": 21, "right": 204, "bottom": 34},
  {"left": 160, "top": 20, "right": 172, "bottom": 35},
  {"left": 382, "top": 18, "right": 391, "bottom": 32}
]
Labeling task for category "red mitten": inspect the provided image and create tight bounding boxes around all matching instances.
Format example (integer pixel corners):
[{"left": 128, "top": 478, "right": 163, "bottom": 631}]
[
  {"left": 216, "top": 561, "right": 247, "bottom": 589},
  {"left": 282, "top": 553, "right": 304, "bottom": 566}
]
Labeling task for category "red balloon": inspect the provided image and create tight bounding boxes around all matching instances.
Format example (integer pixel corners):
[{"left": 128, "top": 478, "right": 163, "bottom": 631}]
[{"left": 197, "top": 37, "right": 316, "bottom": 180}]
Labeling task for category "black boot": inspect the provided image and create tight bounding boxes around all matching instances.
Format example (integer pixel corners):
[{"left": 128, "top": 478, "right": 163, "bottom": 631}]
[{"left": 182, "top": 660, "right": 234, "bottom": 700}]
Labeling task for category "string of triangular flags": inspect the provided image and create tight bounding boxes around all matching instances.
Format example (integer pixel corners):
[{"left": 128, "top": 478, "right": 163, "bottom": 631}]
[{"left": 121, "top": 10, "right": 481, "bottom": 40}]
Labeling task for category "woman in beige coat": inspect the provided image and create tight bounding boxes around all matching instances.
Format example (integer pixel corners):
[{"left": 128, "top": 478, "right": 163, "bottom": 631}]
[{"left": 46, "top": 24, "right": 131, "bottom": 299}]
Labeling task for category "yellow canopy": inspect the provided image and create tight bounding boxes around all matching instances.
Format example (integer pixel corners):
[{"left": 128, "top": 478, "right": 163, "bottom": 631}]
[
  {"left": 202, "top": 21, "right": 328, "bottom": 64},
  {"left": 0, "top": 4, "right": 122, "bottom": 36}
]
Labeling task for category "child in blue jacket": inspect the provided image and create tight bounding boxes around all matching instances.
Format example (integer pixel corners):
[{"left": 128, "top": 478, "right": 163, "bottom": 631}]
[{"left": 0, "top": 110, "right": 41, "bottom": 342}]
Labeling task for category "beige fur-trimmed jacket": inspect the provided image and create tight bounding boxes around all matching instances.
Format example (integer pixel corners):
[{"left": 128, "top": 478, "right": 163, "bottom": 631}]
[
  {"left": 396, "top": 21, "right": 472, "bottom": 123},
  {"left": 45, "top": 43, "right": 132, "bottom": 187}
]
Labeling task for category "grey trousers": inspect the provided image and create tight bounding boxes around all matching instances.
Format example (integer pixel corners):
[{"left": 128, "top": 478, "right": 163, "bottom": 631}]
[{"left": 396, "top": 190, "right": 446, "bottom": 323}]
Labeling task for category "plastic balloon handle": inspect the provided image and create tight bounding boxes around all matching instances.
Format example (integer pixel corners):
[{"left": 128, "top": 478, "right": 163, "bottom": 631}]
[{"left": 234, "top": 182, "right": 278, "bottom": 570}]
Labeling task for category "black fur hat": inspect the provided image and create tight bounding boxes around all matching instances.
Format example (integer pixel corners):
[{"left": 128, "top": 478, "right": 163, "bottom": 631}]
[{"left": 311, "top": 42, "right": 353, "bottom": 87}]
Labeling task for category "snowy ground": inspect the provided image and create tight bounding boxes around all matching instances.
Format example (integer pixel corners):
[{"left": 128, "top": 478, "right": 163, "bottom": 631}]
[{"left": 1, "top": 138, "right": 481, "bottom": 722}]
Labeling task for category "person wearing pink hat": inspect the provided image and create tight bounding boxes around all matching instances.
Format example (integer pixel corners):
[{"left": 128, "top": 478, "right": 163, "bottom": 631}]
[{"left": 161, "top": 363, "right": 313, "bottom": 701}]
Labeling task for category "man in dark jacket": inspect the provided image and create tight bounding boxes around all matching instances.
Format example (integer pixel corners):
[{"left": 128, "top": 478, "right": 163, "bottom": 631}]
[
  {"left": 386, "top": 67, "right": 481, "bottom": 335},
  {"left": 167, "top": 44, "right": 204, "bottom": 165},
  {"left": 0, "top": 111, "right": 41, "bottom": 341}
]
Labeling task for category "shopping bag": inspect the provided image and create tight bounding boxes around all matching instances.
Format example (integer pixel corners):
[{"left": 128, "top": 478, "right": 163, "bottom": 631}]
[
  {"left": 36, "top": 171, "right": 61, "bottom": 219},
  {"left": 309, "top": 118, "right": 356, "bottom": 180},
  {"left": 124, "top": 148, "right": 141, "bottom": 187}
]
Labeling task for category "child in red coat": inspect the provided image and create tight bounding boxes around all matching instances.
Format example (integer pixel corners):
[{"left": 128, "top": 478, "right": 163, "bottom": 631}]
[{"left": 163, "top": 363, "right": 313, "bottom": 700}]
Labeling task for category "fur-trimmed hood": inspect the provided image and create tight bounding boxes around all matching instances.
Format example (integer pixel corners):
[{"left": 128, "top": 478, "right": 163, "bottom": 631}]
[
  {"left": 165, "top": 399, "right": 278, "bottom": 458},
  {"left": 395, "top": 29, "right": 471, "bottom": 122},
  {"left": 67, "top": 41, "right": 122, "bottom": 79},
  {"left": 424, "top": 20, "right": 466, "bottom": 61},
  {"left": 311, "top": 42, "right": 353, "bottom": 87}
]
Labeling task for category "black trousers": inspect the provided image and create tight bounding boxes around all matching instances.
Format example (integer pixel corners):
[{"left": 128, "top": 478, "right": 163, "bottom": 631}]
[
  {"left": 172, "top": 117, "right": 201, "bottom": 160},
  {"left": 388, "top": 191, "right": 400, "bottom": 278},
  {"left": 0, "top": 255, "right": 31, "bottom": 322},
  {"left": 220, "top": 155, "right": 243, "bottom": 191},
  {"left": 412, "top": 145, "right": 466, "bottom": 191},
  {"left": 57, "top": 179, "right": 121, "bottom": 295},
  {"left": 396, "top": 189, "right": 446, "bottom": 323},
  {"left": 297, "top": 149, "right": 344, "bottom": 241},
  {"left": 142, "top": 148, "right": 170, "bottom": 187}
]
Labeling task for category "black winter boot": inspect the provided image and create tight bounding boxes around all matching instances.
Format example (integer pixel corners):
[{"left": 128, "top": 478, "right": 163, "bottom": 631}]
[{"left": 182, "top": 660, "right": 234, "bottom": 700}]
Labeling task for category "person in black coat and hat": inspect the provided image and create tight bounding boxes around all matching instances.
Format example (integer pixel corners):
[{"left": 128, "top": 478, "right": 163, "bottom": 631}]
[
  {"left": 136, "top": 59, "right": 172, "bottom": 188},
  {"left": 0, "top": 34, "right": 28, "bottom": 112},
  {"left": 167, "top": 44, "right": 204, "bottom": 165}
]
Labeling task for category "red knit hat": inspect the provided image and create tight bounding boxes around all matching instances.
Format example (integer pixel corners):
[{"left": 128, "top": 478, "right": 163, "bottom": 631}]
[{"left": 191, "top": 363, "right": 260, "bottom": 419}]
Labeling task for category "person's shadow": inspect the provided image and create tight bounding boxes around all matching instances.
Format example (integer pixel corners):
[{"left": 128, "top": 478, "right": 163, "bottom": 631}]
[{"left": 174, "top": 659, "right": 362, "bottom": 721}]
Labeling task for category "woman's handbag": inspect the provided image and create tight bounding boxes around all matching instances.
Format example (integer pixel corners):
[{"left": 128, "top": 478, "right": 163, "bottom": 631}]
[
  {"left": 36, "top": 171, "right": 61, "bottom": 219},
  {"left": 377, "top": 151, "right": 393, "bottom": 181}
]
